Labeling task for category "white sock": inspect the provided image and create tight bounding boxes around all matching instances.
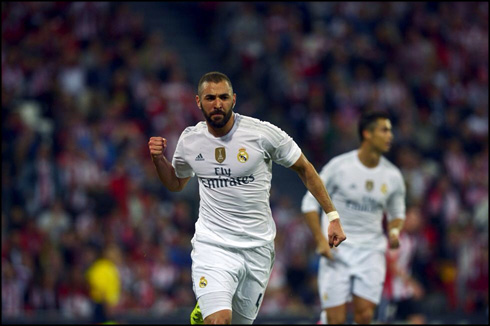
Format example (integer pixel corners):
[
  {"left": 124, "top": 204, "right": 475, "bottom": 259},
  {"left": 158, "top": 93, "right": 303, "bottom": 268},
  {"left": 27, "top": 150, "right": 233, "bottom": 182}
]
[{"left": 320, "top": 310, "right": 327, "bottom": 324}]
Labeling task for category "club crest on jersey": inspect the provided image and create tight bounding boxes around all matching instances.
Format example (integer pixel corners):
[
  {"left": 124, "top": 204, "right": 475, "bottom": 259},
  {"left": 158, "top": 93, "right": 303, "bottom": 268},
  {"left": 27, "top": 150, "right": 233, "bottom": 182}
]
[
  {"left": 381, "top": 183, "right": 388, "bottom": 195},
  {"left": 365, "top": 180, "right": 374, "bottom": 191},
  {"left": 237, "top": 148, "right": 249, "bottom": 163},
  {"left": 215, "top": 147, "right": 226, "bottom": 163},
  {"left": 199, "top": 276, "right": 208, "bottom": 288}
]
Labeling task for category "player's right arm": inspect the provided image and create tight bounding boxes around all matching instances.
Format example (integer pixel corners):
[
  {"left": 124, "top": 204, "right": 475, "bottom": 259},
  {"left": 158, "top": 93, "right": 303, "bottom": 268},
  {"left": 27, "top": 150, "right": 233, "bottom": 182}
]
[
  {"left": 303, "top": 210, "right": 334, "bottom": 259},
  {"left": 148, "top": 136, "right": 190, "bottom": 192},
  {"left": 292, "top": 154, "right": 346, "bottom": 249}
]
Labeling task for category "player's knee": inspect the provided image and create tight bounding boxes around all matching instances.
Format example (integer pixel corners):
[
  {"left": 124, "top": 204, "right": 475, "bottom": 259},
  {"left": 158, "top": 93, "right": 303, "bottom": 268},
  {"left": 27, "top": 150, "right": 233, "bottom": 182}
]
[
  {"left": 232, "top": 312, "right": 254, "bottom": 324},
  {"left": 204, "top": 317, "right": 231, "bottom": 324},
  {"left": 204, "top": 311, "right": 232, "bottom": 324},
  {"left": 354, "top": 309, "right": 374, "bottom": 324},
  {"left": 327, "top": 314, "right": 347, "bottom": 324},
  {"left": 326, "top": 306, "right": 347, "bottom": 324}
]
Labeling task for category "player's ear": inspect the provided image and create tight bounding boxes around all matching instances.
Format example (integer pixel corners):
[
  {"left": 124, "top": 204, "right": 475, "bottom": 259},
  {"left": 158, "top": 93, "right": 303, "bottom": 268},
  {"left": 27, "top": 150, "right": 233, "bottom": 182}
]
[
  {"left": 362, "top": 129, "right": 371, "bottom": 141},
  {"left": 196, "top": 95, "right": 201, "bottom": 109}
]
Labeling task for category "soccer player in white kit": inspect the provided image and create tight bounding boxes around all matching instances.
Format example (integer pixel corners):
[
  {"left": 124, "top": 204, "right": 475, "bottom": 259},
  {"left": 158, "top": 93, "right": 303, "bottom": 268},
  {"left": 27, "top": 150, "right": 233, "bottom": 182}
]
[
  {"left": 301, "top": 111, "right": 406, "bottom": 324},
  {"left": 148, "top": 72, "right": 346, "bottom": 324}
]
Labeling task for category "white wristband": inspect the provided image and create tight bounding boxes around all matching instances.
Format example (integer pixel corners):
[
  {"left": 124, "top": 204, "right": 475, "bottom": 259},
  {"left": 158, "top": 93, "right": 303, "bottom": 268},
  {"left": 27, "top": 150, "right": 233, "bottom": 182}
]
[
  {"left": 326, "top": 211, "right": 340, "bottom": 222},
  {"left": 389, "top": 228, "right": 400, "bottom": 237}
]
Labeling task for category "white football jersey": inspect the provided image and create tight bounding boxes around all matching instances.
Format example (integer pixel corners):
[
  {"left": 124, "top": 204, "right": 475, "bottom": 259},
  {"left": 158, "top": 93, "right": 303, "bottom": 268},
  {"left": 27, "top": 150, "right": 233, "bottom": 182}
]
[
  {"left": 172, "top": 113, "right": 302, "bottom": 248},
  {"left": 301, "top": 150, "right": 406, "bottom": 252}
]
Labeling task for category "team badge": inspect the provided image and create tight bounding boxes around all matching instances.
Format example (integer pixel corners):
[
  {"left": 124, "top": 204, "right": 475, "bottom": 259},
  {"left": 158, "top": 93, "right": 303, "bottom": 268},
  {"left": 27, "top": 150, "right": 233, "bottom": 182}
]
[
  {"left": 365, "top": 180, "right": 374, "bottom": 191},
  {"left": 237, "top": 148, "right": 249, "bottom": 163},
  {"left": 215, "top": 147, "right": 226, "bottom": 163},
  {"left": 381, "top": 183, "right": 388, "bottom": 195},
  {"left": 199, "top": 276, "right": 208, "bottom": 288}
]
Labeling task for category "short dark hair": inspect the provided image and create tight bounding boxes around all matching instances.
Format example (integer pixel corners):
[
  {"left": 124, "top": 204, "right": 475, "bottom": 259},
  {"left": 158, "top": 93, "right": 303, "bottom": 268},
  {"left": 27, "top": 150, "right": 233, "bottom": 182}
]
[
  {"left": 197, "top": 71, "right": 233, "bottom": 97},
  {"left": 358, "top": 111, "right": 391, "bottom": 141}
]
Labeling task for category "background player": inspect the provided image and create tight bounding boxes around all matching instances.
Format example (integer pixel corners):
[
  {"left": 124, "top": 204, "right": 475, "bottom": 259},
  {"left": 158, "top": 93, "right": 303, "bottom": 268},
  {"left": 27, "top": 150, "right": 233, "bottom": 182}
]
[{"left": 301, "top": 111, "right": 406, "bottom": 324}]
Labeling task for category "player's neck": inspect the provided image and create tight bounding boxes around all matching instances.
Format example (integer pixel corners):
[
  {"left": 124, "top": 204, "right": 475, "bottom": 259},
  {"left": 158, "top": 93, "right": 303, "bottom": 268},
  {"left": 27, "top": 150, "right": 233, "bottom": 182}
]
[
  {"left": 357, "top": 145, "right": 381, "bottom": 168},
  {"left": 207, "top": 113, "right": 235, "bottom": 137}
]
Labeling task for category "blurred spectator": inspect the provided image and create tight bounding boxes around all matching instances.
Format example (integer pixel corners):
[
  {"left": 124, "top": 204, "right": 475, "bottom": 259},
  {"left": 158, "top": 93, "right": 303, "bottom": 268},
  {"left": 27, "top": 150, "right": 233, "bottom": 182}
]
[
  {"left": 58, "top": 266, "right": 92, "bottom": 319},
  {"left": 37, "top": 200, "right": 71, "bottom": 245},
  {"left": 24, "top": 271, "right": 60, "bottom": 315},
  {"left": 378, "top": 206, "right": 426, "bottom": 324},
  {"left": 85, "top": 243, "right": 122, "bottom": 323},
  {"left": 17, "top": 142, "right": 62, "bottom": 215},
  {"left": 1, "top": 260, "right": 24, "bottom": 317}
]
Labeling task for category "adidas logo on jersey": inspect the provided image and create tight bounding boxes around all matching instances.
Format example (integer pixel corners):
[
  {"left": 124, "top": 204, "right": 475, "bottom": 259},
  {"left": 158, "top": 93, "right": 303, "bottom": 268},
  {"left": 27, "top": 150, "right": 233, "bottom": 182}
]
[{"left": 195, "top": 153, "right": 205, "bottom": 161}]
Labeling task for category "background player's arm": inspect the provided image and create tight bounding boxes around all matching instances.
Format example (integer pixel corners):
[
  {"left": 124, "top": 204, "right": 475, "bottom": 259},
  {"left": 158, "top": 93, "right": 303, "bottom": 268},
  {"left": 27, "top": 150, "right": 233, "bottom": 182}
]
[
  {"left": 387, "top": 218, "right": 404, "bottom": 249},
  {"left": 148, "top": 136, "right": 190, "bottom": 192},
  {"left": 303, "top": 211, "right": 333, "bottom": 259},
  {"left": 290, "top": 153, "right": 346, "bottom": 248}
]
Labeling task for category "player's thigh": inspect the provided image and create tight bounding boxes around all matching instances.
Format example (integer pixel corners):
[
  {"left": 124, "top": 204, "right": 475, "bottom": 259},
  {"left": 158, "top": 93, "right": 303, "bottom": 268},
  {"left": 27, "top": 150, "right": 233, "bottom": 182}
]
[
  {"left": 353, "top": 294, "right": 377, "bottom": 314},
  {"left": 199, "top": 292, "right": 233, "bottom": 323},
  {"left": 191, "top": 240, "right": 243, "bottom": 315},
  {"left": 318, "top": 255, "right": 351, "bottom": 309},
  {"left": 325, "top": 304, "right": 348, "bottom": 324},
  {"left": 232, "top": 243, "right": 274, "bottom": 321},
  {"left": 352, "top": 249, "right": 386, "bottom": 305}
]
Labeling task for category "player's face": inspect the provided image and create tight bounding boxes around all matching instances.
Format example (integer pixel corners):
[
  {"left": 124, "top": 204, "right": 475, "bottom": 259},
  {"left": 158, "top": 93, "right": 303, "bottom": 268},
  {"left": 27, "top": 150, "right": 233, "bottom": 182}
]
[
  {"left": 197, "top": 81, "right": 236, "bottom": 129},
  {"left": 368, "top": 118, "right": 393, "bottom": 153}
]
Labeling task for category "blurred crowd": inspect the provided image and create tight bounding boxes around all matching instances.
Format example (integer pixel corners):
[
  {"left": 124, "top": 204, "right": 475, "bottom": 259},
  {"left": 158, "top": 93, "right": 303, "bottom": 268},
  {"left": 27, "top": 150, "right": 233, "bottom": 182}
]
[{"left": 2, "top": 1, "right": 488, "bottom": 323}]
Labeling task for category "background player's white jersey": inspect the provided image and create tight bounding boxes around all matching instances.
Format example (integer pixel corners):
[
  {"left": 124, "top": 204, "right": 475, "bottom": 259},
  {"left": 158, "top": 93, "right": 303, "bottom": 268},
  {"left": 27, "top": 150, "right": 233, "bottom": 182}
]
[
  {"left": 172, "top": 113, "right": 302, "bottom": 248},
  {"left": 301, "top": 150, "right": 406, "bottom": 252}
]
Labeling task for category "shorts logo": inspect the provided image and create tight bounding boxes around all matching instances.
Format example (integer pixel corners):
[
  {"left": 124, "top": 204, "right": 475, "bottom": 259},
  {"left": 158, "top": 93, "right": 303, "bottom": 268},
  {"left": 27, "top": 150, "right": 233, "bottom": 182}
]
[
  {"left": 381, "top": 183, "right": 388, "bottom": 195},
  {"left": 215, "top": 147, "right": 226, "bottom": 163},
  {"left": 365, "top": 180, "right": 374, "bottom": 192},
  {"left": 237, "top": 148, "right": 249, "bottom": 163},
  {"left": 323, "top": 293, "right": 328, "bottom": 301},
  {"left": 199, "top": 276, "right": 208, "bottom": 288}
]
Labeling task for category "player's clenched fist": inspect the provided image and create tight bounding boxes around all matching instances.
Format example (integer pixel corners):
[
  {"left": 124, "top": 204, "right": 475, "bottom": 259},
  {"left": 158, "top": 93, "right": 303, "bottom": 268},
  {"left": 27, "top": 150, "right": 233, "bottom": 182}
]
[{"left": 148, "top": 137, "right": 167, "bottom": 159}]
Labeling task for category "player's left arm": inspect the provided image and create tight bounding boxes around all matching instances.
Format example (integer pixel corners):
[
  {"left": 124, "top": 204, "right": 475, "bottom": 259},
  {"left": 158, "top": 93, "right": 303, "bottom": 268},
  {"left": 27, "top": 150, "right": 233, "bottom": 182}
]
[
  {"left": 387, "top": 218, "right": 404, "bottom": 249},
  {"left": 290, "top": 153, "right": 346, "bottom": 248},
  {"left": 387, "top": 170, "right": 407, "bottom": 249}
]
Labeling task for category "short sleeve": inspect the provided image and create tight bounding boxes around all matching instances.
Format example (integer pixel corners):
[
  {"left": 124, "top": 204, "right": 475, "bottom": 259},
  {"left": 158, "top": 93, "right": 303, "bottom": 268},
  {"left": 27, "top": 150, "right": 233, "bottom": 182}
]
[
  {"left": 172, "top": 131, "right": 195, "bottom": 178},
  {"left": 260, "top": 121, "right": 302, "bottom": 168}
]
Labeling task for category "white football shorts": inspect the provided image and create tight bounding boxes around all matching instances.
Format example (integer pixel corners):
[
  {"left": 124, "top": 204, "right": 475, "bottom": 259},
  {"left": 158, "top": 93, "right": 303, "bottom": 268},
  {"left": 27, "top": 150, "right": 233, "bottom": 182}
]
[
  {"left": 318, "top": 244, "right": 386, "bottom": 308},
  {"left": 191, "top": 237, "right": 275, "bottom": 321}
]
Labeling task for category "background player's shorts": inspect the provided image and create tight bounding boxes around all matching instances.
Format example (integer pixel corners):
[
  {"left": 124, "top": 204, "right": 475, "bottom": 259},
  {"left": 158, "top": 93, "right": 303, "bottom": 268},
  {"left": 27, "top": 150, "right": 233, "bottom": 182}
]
[
  {"left": 191, "top": 237, "right": 275, "bottom": 320},
  {"left": 318, "top": 244, "right": 386, "bottom": 308}
]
